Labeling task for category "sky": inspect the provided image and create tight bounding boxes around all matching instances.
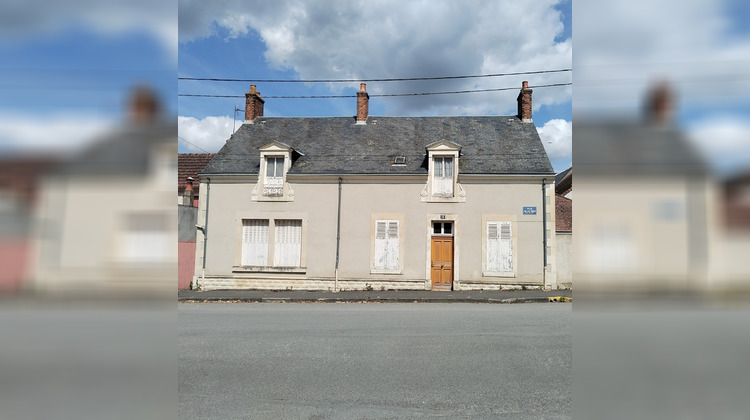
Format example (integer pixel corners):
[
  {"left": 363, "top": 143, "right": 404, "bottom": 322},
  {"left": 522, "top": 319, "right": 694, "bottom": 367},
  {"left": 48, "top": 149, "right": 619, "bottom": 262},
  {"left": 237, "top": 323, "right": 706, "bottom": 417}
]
[
  {"left": 574, "top": 0, "right": 750, "bottom": 177},
  {"left": 0, "top": 1, "right": 748, "bottom": 176},
  {"left": 177, "top": 0, "right": 574, "bottom": 172},
  {"left": 0, "top": 0, "right": 176, "bottom": 157}
]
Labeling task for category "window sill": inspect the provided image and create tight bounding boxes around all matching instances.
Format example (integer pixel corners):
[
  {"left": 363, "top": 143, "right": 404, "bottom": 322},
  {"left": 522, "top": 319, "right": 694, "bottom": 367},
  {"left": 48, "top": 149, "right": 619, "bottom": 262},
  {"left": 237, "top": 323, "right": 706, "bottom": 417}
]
[
  {"left": 482, "top": 271, "right": 517, "bottom": 278},
  {"left": 233, "top": 266, "right": 307, "bottom": 274},
  {"left": 370, "top": 269, "right": 403, "bottom": 275}
]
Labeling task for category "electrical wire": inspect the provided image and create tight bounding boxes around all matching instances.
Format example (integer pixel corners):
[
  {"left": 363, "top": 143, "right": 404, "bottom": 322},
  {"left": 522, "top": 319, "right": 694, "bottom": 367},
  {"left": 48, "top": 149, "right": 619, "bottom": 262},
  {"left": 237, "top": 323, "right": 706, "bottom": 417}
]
[{"left": 179, "top": 82, "right": 572, "bottom": 99}]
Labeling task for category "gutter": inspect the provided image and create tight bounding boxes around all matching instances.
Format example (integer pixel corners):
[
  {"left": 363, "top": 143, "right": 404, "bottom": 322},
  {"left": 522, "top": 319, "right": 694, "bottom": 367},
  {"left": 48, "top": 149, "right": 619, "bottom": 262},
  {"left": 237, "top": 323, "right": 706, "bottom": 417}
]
[
  {"left": 195, "top": 177, "right": 210, "bottom": 290},
  {"left": 542, "top": 178, "right": 548, "bottom": 288},
  {"left": 334, "top": 177, "right": 342, "bottom": 292}
]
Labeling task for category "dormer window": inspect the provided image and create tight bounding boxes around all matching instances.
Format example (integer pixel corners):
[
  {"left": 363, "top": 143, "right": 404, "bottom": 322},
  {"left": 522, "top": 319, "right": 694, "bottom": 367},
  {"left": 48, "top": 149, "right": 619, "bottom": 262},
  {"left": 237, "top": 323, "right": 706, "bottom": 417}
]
[
  {"left": 252, "top": 141, "right": 297, "bottom": 202},
  {"left": 264, "top": 156, "right": 285, "bottom": 196},
  {"left": 432, "top": 156, "right": 454, "bottom": 197},
  {"left": 421, "top": 140, "right": 465, "bottom": 203}
]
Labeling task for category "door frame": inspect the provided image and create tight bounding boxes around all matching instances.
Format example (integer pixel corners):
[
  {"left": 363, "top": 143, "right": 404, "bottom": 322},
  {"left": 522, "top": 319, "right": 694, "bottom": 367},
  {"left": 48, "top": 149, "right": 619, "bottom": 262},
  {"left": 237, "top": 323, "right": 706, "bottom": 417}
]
[
  {"left": 424, "top": 214, "right": 459, "bottom": 290},
  {"left": 430, "top": 235, "right": 454, "bottom": 290}
]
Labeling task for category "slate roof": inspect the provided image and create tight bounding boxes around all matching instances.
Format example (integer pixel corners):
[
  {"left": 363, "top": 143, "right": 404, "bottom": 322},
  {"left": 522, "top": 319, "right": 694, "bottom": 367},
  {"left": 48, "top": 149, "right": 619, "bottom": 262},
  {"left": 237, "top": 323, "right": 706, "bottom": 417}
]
[
  {"left": 201, "top": 116, "right": 554, "bottom": 176},
  {"left": 574, "top": 120, "right": 709, "bottom": 176},
  {"left": 555, "top": 167, "right": 572, "bottom": 195},
  {"left": 54, "top": 121, "right": 175, "bottom": 176},
  {"left": 178, "top": 153, "right": 215, "bottom": 190}
]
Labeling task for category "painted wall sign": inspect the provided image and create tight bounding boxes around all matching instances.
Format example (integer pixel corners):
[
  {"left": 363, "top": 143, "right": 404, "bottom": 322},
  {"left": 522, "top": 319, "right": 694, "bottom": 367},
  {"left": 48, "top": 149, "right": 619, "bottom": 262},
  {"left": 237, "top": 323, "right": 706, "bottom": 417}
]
[{"left": 523, "top": 206, "right": 537, "bottom": 215}]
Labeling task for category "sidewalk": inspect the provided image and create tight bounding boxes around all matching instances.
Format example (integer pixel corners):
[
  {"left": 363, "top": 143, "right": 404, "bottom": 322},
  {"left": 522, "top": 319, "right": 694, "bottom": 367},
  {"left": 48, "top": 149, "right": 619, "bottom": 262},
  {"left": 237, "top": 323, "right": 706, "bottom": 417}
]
[{"left": 178, "top": 288, "right": 572, "bottom": 304}]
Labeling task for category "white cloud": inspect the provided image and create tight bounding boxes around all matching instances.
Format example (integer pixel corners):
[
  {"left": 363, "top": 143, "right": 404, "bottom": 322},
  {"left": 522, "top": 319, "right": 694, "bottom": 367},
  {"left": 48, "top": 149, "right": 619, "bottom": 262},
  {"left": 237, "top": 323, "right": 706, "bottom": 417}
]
[
  {"left": 178, "top": 0, "right": 571, "bottom": 116},
  {"left": 0, "top": 114, "right": 114, "bottom": 155},
  {"left": 687, "top": 116, "right": 750, "bottom": 176},
  {"left": 178, "top": 115, "right": 236, "bottom": 152},
  {"left": 537, "top": 119, "right": 572, "bottom": 162},
  {"left": 574, "top": 0, "right": 750, "bottom": 115},
  {"left": 0, "top": 0, "right": 177, "bottom": 62}
]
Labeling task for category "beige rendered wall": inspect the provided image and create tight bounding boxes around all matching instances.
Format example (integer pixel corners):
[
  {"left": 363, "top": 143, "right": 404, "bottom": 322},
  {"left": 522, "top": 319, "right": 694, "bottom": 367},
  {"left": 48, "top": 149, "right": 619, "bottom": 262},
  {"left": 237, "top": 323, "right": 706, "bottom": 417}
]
[
  {"left": 573, "top": 176, "right": 715, "bottom": 292},
  {"left": 195, "top": 175, "right": 556, "bottom": 290},
  {"left": 556, "top": 232, "right": 572, "bottom": 286}
]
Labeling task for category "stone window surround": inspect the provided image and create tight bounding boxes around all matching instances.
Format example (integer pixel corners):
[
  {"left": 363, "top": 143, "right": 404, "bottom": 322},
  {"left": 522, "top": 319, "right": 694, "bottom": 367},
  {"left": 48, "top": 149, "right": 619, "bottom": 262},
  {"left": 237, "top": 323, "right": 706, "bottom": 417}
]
[
  {"left": 421, "top": 140, "right": 466, "bottom": 203},
  {"left": 251, "top": 141, "right": 295, "bottom": 202},
  {"left": 370, "top": 213, "right": 405, "bottom": 275},
  {"left": 481, "top": 214, "right": 517, "bottom": 278},
  {"left": 232, "top": 213, "right": 308, "bottom": 274}
]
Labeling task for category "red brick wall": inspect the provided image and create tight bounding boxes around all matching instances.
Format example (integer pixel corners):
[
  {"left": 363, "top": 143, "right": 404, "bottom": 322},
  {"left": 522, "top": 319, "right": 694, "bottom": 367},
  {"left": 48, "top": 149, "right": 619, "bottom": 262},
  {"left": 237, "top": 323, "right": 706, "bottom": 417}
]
[
  {"left": 0, "top": 240, "right": 30, "bottom": 292},
  {"left": 178, "top": 241, "right": 196, "bottom": 290}
]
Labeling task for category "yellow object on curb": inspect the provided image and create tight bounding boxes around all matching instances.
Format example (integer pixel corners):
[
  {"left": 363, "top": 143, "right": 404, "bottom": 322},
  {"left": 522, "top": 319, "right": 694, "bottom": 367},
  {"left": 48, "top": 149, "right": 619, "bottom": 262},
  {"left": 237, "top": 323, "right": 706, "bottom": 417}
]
[{"left": 548, "top": 296, "right": 572, "bottom": 302}]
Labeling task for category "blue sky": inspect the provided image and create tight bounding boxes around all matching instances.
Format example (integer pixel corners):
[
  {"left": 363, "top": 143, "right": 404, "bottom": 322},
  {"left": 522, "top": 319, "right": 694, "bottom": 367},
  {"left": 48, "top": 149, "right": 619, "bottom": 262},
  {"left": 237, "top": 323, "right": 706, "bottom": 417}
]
[
  {"left": 1, "top": 1, "right": 747, "bottom": 177},
  {"left": 177, "top": 1, "right": 574, "bottom": 172},
  {"left": 0, "top": 2, "right": 175, "bottom": 155},
  {"left": 573, "top": 0, "right": 750, "bottom": 177}
]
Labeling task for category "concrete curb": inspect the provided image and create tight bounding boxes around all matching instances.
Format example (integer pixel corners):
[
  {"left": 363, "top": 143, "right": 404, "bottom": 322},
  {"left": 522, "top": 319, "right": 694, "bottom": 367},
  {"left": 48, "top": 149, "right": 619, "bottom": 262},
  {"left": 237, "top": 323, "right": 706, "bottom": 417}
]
[{"left": 178, "top": 296, "right": 571, "bottom": 304}]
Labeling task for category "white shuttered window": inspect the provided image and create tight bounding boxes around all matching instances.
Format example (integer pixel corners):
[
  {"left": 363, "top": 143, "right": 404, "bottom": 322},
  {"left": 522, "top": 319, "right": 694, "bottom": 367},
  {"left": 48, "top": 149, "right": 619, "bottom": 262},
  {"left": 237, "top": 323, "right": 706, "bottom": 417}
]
[
  {"left": 374, "top": 220, "right": 399, "bottom": 270},
  {"left": 486, "top": 221, "right": 513, "bottom": 272},
  {"left": 432, "top": 157, "right": 454, "bottom": 197},
  {"left": 274, "top": 220, "right": 302, "bottom": 267},
  {"left": 242, "top": 220, "right": 269, "bottom": 266}
]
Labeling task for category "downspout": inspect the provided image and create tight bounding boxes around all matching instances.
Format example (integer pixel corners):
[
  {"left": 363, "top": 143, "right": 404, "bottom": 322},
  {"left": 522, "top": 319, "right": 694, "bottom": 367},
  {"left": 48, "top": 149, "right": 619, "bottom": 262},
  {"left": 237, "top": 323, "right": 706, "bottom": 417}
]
[
  {"left": 334, "top": 177, "right": 342, "bottom": 292},
  {"left": 542, "top": 178, "right": 548, "bottom": 288},
  {"left": 199, "top": 177, "right": 211, "bottom": 289}
]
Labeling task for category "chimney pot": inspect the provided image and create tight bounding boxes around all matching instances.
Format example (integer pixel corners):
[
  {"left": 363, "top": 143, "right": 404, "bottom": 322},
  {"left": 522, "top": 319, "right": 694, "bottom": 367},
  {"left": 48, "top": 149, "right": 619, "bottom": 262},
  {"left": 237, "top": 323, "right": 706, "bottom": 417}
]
[
  {"left": 356, "top": 83, "right": 369, "bottom": 124},
  {"left": 517, "top": 80, "right": 533, "bottom": 123}
]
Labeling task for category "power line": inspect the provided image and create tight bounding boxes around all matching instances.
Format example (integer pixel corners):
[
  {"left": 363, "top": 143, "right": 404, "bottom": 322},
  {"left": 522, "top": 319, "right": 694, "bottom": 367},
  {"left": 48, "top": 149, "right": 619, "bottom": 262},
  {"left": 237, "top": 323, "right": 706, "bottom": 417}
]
[
  {"left": 178, "top": 82, "right": 572, "bottom": 99},
  {"left": 178, "top": 68, "right": 572, "bottom": 83},
  {"left": 178, "top": 136, "right": 210, "bottom": 153}
]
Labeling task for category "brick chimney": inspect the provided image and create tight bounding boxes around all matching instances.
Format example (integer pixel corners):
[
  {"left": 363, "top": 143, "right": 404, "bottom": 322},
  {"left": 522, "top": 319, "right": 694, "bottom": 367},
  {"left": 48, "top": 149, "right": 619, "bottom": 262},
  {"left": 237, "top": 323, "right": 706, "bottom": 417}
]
[
  {"left": 129, "top": 85, "right": 160, "bottom": 124},
  {"left": 644, "top": 81, "right": 674, "bottom": 125},
  {"left": 356, "top": 83, "right": 369, "bottom": 125},
  {"left": 245, "top": 84, "right": 265, "bottom": 123},
  {"left": 183, "top": 177, "right": 195, "bottom": 206},
  {"left": 517, "top": 81, "right": 533, "bottom": 123}
]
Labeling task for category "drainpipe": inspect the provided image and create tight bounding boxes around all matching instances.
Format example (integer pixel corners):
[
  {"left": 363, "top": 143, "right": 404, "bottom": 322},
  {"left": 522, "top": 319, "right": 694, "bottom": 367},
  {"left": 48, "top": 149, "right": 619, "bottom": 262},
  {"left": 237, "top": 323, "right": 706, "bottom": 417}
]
[
  {"left": 196, "top": 177, "right": 210, "bottom": 290},
  {"left": 542, "top": 178, "right": 548, "bottom": 289},
  {"left": 334, "top": 177, "right": 342, "bottom": 292}
]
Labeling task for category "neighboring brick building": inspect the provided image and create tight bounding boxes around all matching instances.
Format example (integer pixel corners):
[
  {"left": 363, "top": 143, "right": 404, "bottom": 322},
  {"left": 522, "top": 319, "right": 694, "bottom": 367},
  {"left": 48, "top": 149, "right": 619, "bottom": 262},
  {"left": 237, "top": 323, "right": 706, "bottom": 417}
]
[
  {"left": 178, "top": 153, "right": 215, "bottom": 207},
  {"left": 178, "top": 153, "right": 214, "bottom": 289}
]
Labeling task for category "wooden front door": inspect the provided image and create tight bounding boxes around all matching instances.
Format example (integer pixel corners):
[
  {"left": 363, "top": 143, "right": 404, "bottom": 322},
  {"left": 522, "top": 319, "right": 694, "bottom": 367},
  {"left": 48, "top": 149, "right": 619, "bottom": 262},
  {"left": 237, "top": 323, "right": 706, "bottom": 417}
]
[{"left": 431, "top": 237, "right": 453, "bottom": 290}]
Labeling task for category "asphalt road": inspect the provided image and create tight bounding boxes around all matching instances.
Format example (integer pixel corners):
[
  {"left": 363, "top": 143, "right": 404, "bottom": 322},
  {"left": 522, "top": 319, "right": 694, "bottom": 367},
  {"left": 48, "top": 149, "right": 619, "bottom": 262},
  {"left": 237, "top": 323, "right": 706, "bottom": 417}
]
[{"left": 179, "top": 302, "right": 571, "bottom": 419}]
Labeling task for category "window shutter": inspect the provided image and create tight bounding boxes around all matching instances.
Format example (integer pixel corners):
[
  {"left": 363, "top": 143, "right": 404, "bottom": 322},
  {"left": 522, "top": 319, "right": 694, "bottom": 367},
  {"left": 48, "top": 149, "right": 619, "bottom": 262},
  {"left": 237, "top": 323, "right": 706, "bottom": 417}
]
[
  {"left": 487, "top": 221, "right": 512, "bottom": 272},
  {"left": 242, "top": 220, "right": 269, "bottom": 266},
  {"left": 274, "top": 220, "right": 302, "bottom": 267},
  {"left": 433, "top": 157, "right": 454, "bottom": 197},
  {"left": 374, "top": 220, "right": 399, "bottom": 270}
]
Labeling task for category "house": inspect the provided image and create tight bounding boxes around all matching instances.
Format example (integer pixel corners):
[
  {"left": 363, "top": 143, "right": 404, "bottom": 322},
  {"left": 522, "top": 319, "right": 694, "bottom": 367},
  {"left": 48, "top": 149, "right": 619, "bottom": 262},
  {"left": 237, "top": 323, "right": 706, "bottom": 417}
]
[
  {"left": 713, "top": 170, "right": 750, "bottom": 288},
  {"left": 555, "top": 167, "right": 572, "bottom": 288},
  {"left": 31, "top": 86, "right": 177, "bottom": 295},
  {"left": 573, "top": 82, "right": 720, "bottom": 293},
  {"left": 193, "top": 82, "right": 558, "bottom": 291},
  {"left": 0, "top": 156, "right": 58, "bottom": 292},
  {"left": 178, "top": 153, "right": 215, "bottom": 290}
]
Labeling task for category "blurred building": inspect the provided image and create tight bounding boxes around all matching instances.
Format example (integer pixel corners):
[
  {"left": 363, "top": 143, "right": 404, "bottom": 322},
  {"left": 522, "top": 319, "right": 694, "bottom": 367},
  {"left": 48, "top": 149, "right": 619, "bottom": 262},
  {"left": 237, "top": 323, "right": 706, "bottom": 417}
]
[
  {"left": 714, "top": 170, "right": 750, "bottom": 288},
  {"left": 0, "top": 157, "right": 58, "bottom": 292},
  {"left": 31, "top": 86, "right": 177, "bottom": 295},
  {"left": 574, "top": 82, "right": 725, "bottom": 293}
]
